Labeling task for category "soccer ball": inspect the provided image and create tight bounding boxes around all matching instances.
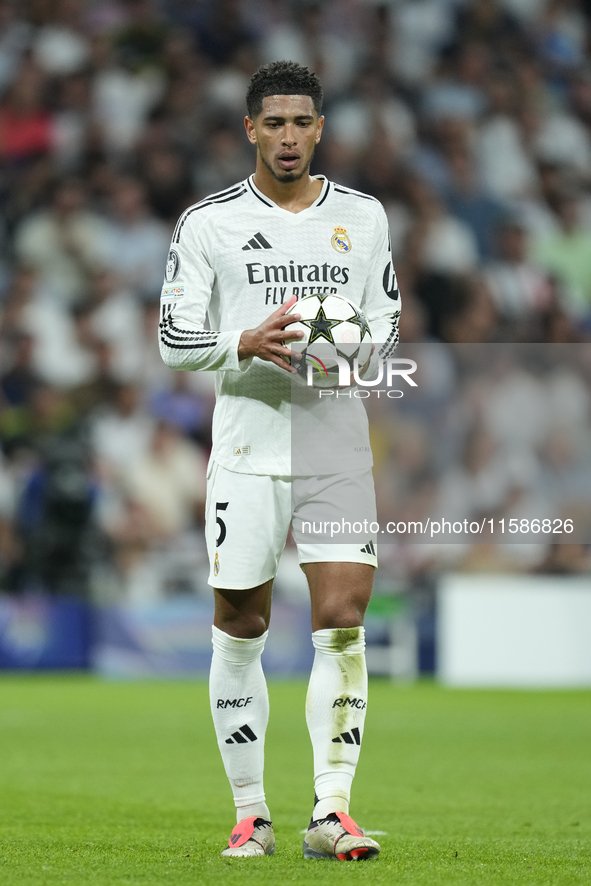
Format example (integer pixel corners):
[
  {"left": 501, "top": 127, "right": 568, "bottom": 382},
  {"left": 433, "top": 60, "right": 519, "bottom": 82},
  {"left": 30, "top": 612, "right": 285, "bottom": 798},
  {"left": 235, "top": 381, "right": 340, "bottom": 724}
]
[{"left": 283, "top": 293, "right": 372, "bottom": 387}]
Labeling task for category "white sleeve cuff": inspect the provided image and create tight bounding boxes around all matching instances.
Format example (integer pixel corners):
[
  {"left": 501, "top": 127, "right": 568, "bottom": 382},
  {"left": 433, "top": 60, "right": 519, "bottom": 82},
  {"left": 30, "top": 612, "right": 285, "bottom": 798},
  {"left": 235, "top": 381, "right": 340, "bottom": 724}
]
[{"left": 227, "top": 329, "right": 254, "bottom": 372}]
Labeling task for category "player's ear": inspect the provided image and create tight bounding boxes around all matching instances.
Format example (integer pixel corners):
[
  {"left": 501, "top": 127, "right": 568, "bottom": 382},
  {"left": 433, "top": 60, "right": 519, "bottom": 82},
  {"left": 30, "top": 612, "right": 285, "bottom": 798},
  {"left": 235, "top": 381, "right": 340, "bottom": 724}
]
[
  {"left": 245, "top": 116, "right": 257, "bottom": 144},
  {"left": 315, "top": 115, "right": 324, "bottom": 144}
]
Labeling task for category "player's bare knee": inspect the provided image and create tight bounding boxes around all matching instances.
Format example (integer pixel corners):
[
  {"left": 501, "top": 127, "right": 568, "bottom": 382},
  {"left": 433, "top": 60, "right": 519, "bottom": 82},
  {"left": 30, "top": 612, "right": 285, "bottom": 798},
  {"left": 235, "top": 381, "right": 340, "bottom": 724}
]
[
  {"left": 313, "top": 604, "right": 367, "bottom": 631},
  {"left": 213, "top": 597, "right": 270, "bottom": 639},
  {"left": 214, "top": 612, "right": 269, "bottom": 639},
  {"left": 213, "top": 583, "right": 272, "bottom": 638}
]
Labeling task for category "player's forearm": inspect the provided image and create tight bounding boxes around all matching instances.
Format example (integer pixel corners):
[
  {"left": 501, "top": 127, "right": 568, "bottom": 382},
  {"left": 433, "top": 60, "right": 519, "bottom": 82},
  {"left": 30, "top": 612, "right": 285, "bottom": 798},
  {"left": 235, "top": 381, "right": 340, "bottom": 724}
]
[
  {"left": 159, "top": 316, "right": 245, "bottom": 372},
  {"left": 373, "top": 309, "right": 401, "bottom": 359},
  {"left": 237, "top": 328, "right": 259, "bottom": 361}
]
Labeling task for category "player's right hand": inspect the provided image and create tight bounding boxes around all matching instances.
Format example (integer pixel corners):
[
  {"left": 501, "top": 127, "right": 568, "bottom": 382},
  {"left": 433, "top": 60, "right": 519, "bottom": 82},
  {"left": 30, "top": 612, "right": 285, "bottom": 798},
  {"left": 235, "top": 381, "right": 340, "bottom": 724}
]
[{"left": 238, "top": 294, "right": 304, "bottom": 372}]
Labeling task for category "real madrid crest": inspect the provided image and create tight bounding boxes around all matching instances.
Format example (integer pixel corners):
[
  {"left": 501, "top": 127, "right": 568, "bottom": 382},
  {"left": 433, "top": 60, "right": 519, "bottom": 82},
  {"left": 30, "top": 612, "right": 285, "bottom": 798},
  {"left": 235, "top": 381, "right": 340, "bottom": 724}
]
[
  {"left": 331, "top": 226, "right": 352, "bottom": 253},
  {"left": 214, "top": 552, "right": 220, "bottom": 576}
]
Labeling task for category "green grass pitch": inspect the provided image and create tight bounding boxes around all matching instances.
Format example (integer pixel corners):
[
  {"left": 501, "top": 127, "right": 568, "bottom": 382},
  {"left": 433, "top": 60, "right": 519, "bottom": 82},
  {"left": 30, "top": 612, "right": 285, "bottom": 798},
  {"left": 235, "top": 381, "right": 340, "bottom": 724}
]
[{"left": 0, "top": 677, "right": 590, "bottom": 885}]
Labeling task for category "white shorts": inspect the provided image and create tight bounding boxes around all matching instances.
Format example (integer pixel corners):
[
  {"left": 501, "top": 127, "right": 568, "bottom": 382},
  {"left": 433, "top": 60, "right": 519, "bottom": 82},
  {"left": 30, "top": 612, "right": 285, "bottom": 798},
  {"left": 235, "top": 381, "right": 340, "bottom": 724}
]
[{"left": 205, "top": 462, "right": 378, "bottom": 589}]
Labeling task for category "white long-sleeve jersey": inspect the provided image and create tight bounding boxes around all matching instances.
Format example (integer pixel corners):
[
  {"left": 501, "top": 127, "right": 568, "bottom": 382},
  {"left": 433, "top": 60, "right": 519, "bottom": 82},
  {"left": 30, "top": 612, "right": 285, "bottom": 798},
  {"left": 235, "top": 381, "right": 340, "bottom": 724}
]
[{"left": 159, "top": 175, "right": 401, "bottom": 476}]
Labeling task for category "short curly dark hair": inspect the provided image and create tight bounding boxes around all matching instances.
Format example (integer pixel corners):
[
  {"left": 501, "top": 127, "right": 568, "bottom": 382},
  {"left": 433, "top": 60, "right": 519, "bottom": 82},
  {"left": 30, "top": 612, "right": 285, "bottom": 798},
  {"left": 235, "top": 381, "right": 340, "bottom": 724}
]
[{"left": 246, "top": 60, "right": 323, "bottom": 119}]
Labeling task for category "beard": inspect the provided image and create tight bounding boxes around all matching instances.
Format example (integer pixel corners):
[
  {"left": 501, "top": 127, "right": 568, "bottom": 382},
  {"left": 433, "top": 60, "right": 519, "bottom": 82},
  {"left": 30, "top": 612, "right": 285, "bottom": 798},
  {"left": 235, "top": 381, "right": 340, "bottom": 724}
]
[{"left": 259, "top": 148, "right": 314, "bottom": 183}]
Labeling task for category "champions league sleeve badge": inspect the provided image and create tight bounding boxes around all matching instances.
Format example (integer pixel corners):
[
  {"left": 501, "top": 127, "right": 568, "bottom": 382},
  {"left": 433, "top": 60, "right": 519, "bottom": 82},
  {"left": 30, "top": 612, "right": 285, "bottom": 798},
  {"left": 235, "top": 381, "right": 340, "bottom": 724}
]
[{"left": 165, "top": 248, "right": 180, "bottom": 282}]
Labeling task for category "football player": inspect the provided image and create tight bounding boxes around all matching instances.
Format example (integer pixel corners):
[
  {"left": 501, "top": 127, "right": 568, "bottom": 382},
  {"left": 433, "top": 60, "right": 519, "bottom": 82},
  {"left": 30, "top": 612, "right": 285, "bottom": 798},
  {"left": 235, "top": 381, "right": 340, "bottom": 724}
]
[{"left": 159, "top": 60, "right": 401, "bottom": 860}]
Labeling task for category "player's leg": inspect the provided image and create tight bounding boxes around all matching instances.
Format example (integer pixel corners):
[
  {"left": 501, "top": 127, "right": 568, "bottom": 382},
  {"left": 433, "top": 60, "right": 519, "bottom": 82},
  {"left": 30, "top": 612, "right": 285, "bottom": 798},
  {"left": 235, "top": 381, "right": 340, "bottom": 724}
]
[
  {"left": 306, "top": 560, "right": 374, "bottom": 811},
  {"left": 211, "top": 581, "right": 275, "bottom": 856},
  {"left": 205, "top": 464, "right": 290, "bottom": 857},
  {"left": 214, "top": 582, "right": 273, "bottom": 639},
  {"left": 301, "top": 560, "right": 380, "bottom": 860},
  {"left": 307, "top": 560, "right": 373, "bottom": 631},
  {"left": 292, "top": 467, "right": 379, "bottom": 858}
]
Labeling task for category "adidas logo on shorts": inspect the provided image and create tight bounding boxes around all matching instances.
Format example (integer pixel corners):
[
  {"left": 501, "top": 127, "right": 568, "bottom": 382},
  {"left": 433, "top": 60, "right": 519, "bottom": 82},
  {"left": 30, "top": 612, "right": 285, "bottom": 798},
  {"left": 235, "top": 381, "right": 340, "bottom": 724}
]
[{"left": 360, "top": 540, "right": 376, "bottom": 555}]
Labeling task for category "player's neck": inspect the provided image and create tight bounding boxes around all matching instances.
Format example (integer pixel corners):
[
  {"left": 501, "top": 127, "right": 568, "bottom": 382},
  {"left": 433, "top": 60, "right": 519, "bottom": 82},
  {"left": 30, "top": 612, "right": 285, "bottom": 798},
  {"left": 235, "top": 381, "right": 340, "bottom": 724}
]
[{"left": 252, "top": 166, "right": 322, "bottom": 214}]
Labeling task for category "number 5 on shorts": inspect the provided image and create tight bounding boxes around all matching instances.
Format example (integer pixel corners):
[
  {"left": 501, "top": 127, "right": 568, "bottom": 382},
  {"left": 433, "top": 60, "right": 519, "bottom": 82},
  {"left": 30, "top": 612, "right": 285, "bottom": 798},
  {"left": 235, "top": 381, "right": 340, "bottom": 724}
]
[{"left": 216, "top": 502, "right": 229, "bottom": 546}]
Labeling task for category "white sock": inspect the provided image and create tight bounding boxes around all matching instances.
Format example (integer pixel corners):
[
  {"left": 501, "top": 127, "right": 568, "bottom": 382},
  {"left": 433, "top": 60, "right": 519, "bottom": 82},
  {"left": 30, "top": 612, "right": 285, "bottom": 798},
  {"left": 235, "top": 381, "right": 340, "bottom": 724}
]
[
  {"left": 209, "top": 625, "right": 271, "bottom": 822},
  {"left": 306, "top": 626, "right": 368, "bottom": 820}
]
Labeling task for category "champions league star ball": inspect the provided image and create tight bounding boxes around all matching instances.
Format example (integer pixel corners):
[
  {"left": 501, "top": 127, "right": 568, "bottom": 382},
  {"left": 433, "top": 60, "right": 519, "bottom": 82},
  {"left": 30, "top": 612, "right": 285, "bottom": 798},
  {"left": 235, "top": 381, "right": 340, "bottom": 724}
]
[{"left": 283, "top": 293, "right": 373, "bottom": 387}]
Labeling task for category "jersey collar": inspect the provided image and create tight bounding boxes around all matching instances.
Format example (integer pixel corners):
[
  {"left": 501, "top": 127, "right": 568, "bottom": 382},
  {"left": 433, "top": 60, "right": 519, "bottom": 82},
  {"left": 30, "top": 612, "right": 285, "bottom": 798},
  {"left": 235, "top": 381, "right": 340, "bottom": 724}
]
[{"left": 247, "top": 175, "right": 330, "bottom": 212}]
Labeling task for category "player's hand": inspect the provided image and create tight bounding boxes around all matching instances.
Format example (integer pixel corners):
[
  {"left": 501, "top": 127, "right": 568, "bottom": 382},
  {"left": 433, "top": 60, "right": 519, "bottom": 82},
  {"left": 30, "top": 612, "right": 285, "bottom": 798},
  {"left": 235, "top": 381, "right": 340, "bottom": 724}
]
[{"left": 238, "top": 294, "right": 304, "bottom": 372}]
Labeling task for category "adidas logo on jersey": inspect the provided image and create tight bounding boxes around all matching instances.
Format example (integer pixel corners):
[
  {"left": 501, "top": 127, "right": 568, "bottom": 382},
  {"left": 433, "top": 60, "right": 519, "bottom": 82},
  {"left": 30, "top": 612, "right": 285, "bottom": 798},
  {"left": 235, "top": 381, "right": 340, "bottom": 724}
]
[
  {"left": 242, "top": 232, "right": 272, "bottom": 251},
  {"left": 360, "top": 540, "right": 376, "bottom": 555},
  {"left": 332, "top": 727, "right": 361, "bottom": 745},
  {"left": 225, "top": 724, "right": 258, "bottom": 744}
]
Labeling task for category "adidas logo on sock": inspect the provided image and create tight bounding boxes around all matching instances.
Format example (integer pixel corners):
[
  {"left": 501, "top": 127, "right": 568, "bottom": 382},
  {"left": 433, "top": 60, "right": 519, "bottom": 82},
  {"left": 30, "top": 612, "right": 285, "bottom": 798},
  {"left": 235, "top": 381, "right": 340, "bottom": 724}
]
[
  {"left": 242, "top": 232, "right": 272, "bottom": 250},
  {"left": 225, "top": 724, "right": 258, "bottom": 744},
  {"left": 360, "top": 540, "right": 376, "bottom": 555},
  {"left": 332, "top": 727, "right": 361, "bottom": 745}
]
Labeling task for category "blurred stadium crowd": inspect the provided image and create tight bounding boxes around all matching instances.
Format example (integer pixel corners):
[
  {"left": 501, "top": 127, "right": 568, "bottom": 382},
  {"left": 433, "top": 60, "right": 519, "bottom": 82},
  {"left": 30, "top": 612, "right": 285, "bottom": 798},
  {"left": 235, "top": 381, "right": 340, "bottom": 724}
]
[{"left": 1, "top": 0, "right": 591, "bottom": 605}]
